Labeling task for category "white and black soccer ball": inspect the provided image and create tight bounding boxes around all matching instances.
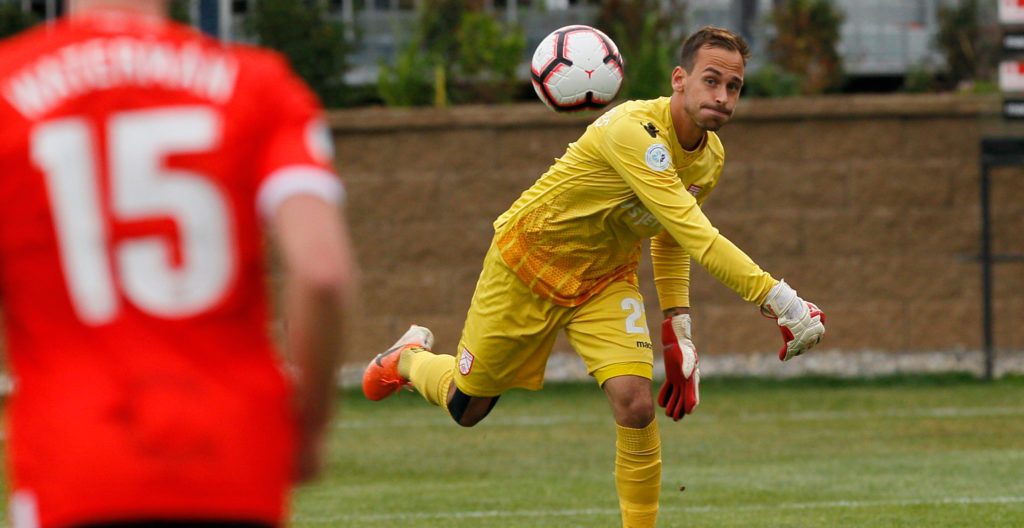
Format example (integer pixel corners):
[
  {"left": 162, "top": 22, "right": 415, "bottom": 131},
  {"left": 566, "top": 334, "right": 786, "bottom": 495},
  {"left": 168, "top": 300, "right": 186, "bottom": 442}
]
[{"left": 530, "top": 25, "right": 624, "bottom": 113}]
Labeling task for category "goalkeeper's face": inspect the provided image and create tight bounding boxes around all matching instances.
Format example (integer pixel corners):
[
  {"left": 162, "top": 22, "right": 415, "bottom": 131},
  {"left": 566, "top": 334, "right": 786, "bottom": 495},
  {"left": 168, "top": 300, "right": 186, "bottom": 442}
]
[{"left": 673, "top": 46, "right": 745, "bottom": 133}]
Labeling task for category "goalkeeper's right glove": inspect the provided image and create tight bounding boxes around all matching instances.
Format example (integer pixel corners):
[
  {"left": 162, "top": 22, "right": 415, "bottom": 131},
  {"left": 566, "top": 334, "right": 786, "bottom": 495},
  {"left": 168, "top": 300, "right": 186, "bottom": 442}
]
[
  {"left": 658, "top": 314, "right": 700, "bottom": 421},
  {"left": 760, "top": 280, "right": 826, "bottom": 361}
]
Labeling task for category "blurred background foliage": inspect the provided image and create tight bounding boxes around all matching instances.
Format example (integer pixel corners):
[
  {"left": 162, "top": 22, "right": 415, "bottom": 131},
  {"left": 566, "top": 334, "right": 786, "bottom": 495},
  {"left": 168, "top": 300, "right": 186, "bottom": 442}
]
[
  {"left": 379, "top": 0, "right": 525, "bottom": 107},
  {"left": 596, "top": 0, "right": 687, "bottom": 101},
  {"left": 169, "top": 0, "right": 191, "bottom": 25},
  {"left": 0, "top": 3, "right": 38, "bottom": 40},
  {"left": 244, "top": 0, "right": 355, "bottom": 108},
  {"left": 765, "top": 0, "right": 844, "bottom": 95},
  {"left": 0, "top": 0, "right": 1003, "bottom": 107},
  {"left": 934, "top": 0, "right": 998, "bottom": 92}
]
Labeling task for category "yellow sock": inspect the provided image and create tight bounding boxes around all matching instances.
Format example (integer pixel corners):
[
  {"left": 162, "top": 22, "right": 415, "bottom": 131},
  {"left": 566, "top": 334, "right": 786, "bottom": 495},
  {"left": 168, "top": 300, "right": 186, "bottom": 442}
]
[
  {"left": 615, "top": 420, "right": 661, "bottom": 528},
  {"left": 402, "top": 350, "right": 455, "bottom": 410}
]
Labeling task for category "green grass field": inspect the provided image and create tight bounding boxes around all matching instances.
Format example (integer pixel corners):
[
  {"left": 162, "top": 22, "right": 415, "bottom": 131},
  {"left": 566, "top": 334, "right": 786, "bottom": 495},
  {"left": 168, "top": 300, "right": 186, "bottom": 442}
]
[
  {"left": 1, "top": 375, "right": 1022, "bottom": 527},
  {"left": 292, "top": 375, "right": 1024, "bottom": 527}
]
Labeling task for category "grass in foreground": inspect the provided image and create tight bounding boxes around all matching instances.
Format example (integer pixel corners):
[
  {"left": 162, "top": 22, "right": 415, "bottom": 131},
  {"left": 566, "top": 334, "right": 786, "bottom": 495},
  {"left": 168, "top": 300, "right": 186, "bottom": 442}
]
[
  {"left": 295, "top": 374, "right": 1024, "bottom": 527},
  {"left": 0, "top": 375, "right": 1021, "bottom": 527}
]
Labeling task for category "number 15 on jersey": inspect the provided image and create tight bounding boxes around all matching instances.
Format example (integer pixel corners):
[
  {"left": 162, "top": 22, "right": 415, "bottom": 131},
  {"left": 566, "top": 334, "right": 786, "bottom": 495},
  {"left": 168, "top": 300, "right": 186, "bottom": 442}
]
[{"left": 31, "top": 107, "right": 234, "bottom": 326}]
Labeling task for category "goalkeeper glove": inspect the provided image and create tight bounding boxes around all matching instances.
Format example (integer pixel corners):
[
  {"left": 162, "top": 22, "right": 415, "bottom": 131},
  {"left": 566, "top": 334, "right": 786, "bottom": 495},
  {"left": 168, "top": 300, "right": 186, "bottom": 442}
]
[
  {"left": 760, "top": 280, "right": 826, "bottom": 361},
  {"left": 658, "top": 313, "right": 700, "bottom": 421}
]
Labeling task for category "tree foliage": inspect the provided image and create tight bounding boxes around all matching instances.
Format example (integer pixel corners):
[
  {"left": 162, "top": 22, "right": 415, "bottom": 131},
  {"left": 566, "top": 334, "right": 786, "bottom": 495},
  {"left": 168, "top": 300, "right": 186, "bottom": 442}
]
[
  {"left": 768, "top": 0, "right": 844, "bottom": 95},
  {"left": 742, "top": 63, "right": 802, "bottom": 97},
  {"left": 596, "top": 0, "right": 687, "bottom": 100},
  {"left": 244, "top": 0, "right": 354, "bottom": 107},
  {"left": 379, "top": 1, "right": 525, "bottom": 106},
  {"left": 377, "top": 35, "right": 435, "bottom": 107},
  {"left": 0, "top": 4, "right": 39, "bottom": 40},
  {"left": 935, "top": 0, "right": 996, "bottom": 89},
  {"left": 451, "top": 11, "right": 526, "bottom": 103},
  {"left": 169, "top": 0, "right": 191, "bottom": 25}
]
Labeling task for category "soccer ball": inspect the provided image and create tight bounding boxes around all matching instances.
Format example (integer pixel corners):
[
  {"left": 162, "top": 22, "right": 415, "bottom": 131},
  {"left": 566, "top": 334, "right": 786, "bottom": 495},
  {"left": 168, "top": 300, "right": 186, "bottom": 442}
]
[{"left": 530, "top": 25, "right": 624, "bottom": 113}]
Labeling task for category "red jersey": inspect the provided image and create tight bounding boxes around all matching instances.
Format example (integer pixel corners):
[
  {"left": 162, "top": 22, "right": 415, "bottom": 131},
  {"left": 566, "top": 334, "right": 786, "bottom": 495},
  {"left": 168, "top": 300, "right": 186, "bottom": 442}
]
[{"left": 0, "top": 11, "right": 342, "bottom": 528}]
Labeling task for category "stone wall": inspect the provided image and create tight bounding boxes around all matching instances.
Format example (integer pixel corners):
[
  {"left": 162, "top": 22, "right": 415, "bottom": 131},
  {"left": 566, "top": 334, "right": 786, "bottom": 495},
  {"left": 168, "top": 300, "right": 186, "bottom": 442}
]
[{"left": 332, "top": 94, "right": 1024, "bottom": 364}]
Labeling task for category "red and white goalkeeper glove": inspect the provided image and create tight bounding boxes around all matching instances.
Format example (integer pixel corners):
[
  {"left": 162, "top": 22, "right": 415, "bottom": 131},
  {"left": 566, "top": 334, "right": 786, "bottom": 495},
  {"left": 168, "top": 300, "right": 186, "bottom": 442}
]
[
  {"left": 658, "top": 314, "right": 700, "bottom": 421},
  {"left": 761, "top": 280, "right": 826, "bottom": 361}
]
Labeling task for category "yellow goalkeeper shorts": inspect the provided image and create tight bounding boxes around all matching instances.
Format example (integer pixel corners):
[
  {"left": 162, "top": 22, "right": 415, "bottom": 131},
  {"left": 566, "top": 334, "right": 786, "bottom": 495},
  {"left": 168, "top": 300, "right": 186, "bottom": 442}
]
[{"left": 453, "top": 242, "right": 654, "bottom": 398}]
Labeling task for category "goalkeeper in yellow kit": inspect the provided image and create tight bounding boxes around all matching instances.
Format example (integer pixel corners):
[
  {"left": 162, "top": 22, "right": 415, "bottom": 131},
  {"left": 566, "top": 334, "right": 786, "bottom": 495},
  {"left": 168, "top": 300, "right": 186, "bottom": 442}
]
[{"left": 363, "top": 26, "right": 825, "bottom": 527}]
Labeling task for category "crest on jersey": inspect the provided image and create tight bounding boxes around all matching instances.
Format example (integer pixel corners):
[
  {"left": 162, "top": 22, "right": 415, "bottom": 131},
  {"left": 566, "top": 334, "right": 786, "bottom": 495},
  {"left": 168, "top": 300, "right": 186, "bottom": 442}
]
[
  {"left": 644, "top": 143, "right": 671, "bottom": 171},
  {"left": 458, "top": 347, "right": 475, "bottom": 375}
]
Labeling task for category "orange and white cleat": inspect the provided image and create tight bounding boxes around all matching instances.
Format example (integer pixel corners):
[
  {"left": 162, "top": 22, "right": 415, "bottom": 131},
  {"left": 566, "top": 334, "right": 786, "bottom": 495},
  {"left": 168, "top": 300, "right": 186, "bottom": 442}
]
[{"left": 362, "top": 325, "right": 434, "bottom": 401}]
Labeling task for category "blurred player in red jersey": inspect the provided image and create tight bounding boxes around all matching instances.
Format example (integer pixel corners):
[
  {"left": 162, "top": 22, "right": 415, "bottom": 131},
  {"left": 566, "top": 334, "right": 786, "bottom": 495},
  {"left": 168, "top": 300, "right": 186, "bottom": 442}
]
[{"left": 0, "top": 1, "right": 356, "bottom": 527}]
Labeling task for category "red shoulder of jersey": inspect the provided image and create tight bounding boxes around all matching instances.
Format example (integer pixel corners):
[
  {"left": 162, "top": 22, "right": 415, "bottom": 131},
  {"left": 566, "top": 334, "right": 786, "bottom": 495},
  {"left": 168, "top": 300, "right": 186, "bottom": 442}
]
[
  {"left": 228, "top": 44, "right": 344, "bottom": 217},
  {"left": 0, "top": 16, "right": 342, "bottom": 220}
]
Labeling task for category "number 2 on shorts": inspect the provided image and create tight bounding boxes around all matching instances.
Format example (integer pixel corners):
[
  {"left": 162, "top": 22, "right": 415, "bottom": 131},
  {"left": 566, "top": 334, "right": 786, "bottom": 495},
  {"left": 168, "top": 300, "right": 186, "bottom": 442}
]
[{"left": 621, "top": 297, "right": 646, "bottom": 334}]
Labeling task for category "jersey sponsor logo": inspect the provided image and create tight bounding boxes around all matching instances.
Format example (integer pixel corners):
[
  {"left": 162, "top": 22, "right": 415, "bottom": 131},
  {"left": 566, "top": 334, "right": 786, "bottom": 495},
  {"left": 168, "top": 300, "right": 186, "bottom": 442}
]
[
  {"left": 458, "top": 347, "right": 475, "bottom": 375},
  {"left": 643, "top": 122, "right": 659, "bottom": 138},
  {"left": 636, "top": 340, "right": 652, "bottom": 349},
  {"left": 687, "top": 184, "right": 703, "bottom": 196},
  {"left": 618, "top": 199, "right": 661, "bottom": 229},
  {"left": 644, "top": 143, "right": 671, "bottom": 171}
]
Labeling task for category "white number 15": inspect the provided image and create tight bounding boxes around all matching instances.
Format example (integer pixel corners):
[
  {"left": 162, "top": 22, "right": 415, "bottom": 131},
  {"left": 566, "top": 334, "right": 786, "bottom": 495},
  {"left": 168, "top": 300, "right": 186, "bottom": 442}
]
[{"left": 32, "top": 107, "right": 234, "bottom": 325}]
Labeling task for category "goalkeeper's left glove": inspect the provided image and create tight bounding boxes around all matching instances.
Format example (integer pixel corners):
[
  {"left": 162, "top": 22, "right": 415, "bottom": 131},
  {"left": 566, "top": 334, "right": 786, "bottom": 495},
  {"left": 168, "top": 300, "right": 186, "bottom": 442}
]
[
  {"left": 658, "top": 313, "right": 700, "bottom": 421},
  {"left": 760, "top": 280, "right": 826, "bottom": 361}
]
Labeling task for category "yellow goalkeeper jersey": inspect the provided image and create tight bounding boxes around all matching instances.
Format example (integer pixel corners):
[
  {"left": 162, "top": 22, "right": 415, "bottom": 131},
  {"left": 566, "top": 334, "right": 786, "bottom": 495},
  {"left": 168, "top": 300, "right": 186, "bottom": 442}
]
[{"left": 494, "top": 96, "right": 777, "bottom": 309}]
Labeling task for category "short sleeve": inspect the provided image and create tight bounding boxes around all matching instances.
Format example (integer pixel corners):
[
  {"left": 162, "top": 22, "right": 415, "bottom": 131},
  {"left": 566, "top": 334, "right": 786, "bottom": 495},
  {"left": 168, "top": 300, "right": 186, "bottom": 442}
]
[{"left": 251, "top": 53, "right": 344, "bottom": 220}]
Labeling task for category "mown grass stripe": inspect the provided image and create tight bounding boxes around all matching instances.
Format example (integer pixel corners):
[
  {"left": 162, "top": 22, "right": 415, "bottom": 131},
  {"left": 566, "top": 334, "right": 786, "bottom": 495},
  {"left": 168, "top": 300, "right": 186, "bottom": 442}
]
[
  {"left": 335, "top": 405, "right": 1024, "bottom": 429},
  {"left": 294, "top": 496, "right": 1024, "bottom": 523}
]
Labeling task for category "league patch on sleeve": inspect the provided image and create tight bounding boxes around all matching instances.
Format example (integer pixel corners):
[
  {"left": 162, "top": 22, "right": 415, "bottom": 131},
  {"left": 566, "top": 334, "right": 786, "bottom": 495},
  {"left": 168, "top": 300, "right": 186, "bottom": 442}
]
[
  {"left": 644, "top": 143, "right": 672, "bottom": 171},
  {"left": 305, "top": 117, "right": 335, "bottom": 164}
]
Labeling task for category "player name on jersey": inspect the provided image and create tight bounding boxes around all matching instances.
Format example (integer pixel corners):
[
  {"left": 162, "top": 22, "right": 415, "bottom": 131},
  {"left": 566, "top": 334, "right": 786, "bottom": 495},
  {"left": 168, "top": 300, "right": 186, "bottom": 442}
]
[{"left": 3, "top": 37, "right": 239, "bottom": 119}]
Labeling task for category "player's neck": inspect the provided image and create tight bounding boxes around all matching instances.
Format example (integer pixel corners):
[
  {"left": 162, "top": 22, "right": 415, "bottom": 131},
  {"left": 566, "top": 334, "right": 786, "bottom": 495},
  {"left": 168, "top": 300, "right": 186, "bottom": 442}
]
[
  {"left": 669, "top": 92, "right": 706, "bottom": 152},
  {"left": 70, "top": 0, "right": 168, "bottom": 18}
]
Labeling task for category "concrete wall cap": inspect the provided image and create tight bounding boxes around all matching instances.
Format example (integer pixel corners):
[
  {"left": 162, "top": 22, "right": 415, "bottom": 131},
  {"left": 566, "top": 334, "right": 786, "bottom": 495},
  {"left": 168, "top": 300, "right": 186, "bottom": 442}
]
[{"left": 327, "top": 94, "right": 1001, "bottom": 132}]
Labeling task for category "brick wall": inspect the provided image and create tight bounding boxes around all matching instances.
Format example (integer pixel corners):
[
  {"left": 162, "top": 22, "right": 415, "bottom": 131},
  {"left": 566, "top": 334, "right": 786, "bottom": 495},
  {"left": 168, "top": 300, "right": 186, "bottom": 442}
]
[{"left": 332, "top": 94, "right": 1023, "bottom": 363}]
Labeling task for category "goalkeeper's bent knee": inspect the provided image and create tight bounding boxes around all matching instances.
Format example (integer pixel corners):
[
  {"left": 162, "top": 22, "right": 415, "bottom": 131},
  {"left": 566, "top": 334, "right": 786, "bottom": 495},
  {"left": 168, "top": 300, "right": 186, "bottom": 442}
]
[{"left": 447, "top": 388, "right": 499, "bottom": 427}]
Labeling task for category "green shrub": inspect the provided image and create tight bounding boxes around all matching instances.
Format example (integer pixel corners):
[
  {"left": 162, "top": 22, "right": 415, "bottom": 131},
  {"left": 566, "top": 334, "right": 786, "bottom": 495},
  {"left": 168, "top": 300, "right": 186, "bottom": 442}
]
[
  {"left": 377, "top": 37, "right": 436, "bottom": 107},
  {"left": 451, "top": 11, "right": 526, "bottom": 104},
  {"left": 597, "top": 0, "right": 687, "bottom": 100},
  {"left": 244, "top": 0, "right": 354, "bottom": 107},
  {"left": 613, "top": 12, "right": 678, "bottom": 100},
  {"left": 741, "top": 63, "right": 802, "bottom": 98},
  {"left": 902, "top": 64, "right": 939, "bottom": 93},
  {"left": 768, "top": 0, "right": 844, "bottom": 95},
  {"left": 936, "top": 0, "right": 997, "bottom": 90},
  {"left": 169, "top": 0, "right": 191, "bottom": 25},
  {"left": 378, "top": 1, "right": 526, "bottom": 107},
  {"left": 0, "top": 4, "right": 39, "bottom": 39}
]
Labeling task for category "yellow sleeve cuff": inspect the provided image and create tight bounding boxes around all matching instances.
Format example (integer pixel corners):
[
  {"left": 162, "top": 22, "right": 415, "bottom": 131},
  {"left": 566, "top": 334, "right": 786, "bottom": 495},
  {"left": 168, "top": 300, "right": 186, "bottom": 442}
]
[{"left": 651, "top": 230, "right": 690, "bottom": 310}]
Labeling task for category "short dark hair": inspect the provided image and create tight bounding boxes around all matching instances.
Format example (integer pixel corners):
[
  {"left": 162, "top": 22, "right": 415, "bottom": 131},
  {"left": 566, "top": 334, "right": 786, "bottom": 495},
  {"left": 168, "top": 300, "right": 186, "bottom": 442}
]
[{"left": 679, "top": 26, "right": 751, "bottom": 72}]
